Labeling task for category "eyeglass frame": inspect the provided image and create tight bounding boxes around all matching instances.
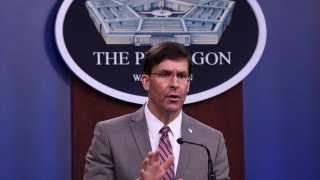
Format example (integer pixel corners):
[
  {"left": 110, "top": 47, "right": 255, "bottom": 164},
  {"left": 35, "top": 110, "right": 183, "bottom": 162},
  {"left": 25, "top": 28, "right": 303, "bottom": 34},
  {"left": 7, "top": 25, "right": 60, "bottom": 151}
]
[{"left": 149, "top": 71, "right": 191, "bottom": 84}]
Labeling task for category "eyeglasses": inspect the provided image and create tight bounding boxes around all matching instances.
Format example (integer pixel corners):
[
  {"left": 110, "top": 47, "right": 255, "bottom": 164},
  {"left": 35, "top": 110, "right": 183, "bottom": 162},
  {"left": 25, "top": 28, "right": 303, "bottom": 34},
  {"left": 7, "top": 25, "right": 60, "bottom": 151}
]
[{"left": 150, "top": 72, "right": 190, "bottom": 84}]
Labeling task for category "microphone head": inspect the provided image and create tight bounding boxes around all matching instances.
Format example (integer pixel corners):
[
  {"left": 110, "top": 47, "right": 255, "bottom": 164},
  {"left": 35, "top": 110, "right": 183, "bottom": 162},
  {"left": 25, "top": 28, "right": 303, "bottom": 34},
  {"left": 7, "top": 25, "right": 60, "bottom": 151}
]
[{"left": 177, "top": 138, "right": 184, "bottom": 144}]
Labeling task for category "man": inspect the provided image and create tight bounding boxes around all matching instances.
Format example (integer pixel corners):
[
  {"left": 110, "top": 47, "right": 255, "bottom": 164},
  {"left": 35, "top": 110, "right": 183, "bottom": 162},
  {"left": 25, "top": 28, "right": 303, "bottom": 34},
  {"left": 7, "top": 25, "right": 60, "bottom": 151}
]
[{"left": 84, "top": 42, "right": 230, "bottom": 180}]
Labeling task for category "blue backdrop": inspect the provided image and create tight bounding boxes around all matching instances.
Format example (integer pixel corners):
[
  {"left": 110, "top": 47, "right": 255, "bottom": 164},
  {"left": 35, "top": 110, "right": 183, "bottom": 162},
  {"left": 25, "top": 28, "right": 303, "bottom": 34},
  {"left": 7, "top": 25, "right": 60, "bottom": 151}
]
[{"left": 0, "top": 0, "right": 319, "bottom": 180}]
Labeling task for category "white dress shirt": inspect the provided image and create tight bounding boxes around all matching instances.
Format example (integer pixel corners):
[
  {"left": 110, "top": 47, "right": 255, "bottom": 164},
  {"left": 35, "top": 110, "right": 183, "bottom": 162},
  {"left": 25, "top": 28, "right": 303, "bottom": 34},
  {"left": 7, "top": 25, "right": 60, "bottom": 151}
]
[{"left": 144, "top": 103, "right": 182, "bottom": 174}]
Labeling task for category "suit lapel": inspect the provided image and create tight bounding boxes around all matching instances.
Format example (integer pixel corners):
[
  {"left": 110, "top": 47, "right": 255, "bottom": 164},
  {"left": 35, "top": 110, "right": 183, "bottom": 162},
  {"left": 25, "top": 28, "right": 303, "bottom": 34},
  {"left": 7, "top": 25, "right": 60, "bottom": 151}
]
[
  {"left": 129, "top": 107, "right": 197, "bottom": 178},
  {"left": 130, "top": 106, "right": 152, "bottom": 161},
  {"left": 175, "top": 113, "right": 196, "bottom": 179}
]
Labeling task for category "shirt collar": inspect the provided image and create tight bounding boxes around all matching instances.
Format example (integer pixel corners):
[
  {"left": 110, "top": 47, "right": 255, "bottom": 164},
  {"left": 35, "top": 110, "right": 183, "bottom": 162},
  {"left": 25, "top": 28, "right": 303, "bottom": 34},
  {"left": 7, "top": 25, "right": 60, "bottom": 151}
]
[{"left": 144, "top": 102, "right": 182, "bottom": 138}]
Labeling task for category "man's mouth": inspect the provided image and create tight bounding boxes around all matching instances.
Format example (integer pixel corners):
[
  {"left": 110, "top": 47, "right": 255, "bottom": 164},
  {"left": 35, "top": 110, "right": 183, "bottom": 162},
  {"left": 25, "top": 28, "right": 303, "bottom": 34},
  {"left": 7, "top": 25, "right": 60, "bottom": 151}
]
[{"left": 167, "top": 94, "right": 180, "bottom": 100}]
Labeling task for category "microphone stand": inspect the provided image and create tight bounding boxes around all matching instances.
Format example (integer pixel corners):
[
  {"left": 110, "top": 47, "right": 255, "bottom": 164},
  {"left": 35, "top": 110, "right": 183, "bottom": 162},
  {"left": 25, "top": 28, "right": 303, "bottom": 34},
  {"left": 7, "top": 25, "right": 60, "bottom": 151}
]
[
  {"left": 177, "top": 138, "right": 216, "bottom": 180},
  {"left": 202, "top": 144, "right": 216, "bottom": 180}
]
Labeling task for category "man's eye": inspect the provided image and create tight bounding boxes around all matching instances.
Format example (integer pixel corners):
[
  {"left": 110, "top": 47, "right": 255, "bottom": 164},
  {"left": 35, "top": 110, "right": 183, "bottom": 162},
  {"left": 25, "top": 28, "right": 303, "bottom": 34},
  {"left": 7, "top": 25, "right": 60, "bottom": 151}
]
[
  {"left": 177, "top": 74, "right": 188, "bottom": 79},
  {"left": 159, "top": 73, "right": 171, "bottom": 78}
]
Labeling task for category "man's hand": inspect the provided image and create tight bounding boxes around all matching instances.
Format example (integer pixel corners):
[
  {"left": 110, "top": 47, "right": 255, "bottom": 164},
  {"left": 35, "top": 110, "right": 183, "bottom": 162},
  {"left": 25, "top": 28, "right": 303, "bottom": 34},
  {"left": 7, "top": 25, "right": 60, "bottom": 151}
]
[{"left": 139, "top": 150, "right": 174, "bottom": 180}]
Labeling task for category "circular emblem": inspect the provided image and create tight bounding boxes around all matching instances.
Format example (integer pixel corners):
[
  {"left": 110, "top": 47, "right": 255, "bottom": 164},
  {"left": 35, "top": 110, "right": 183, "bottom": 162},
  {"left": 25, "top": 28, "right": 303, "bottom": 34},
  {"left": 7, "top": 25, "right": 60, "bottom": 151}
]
[{"left": 55, "top": 0, "right": 267, "bottom": 104}]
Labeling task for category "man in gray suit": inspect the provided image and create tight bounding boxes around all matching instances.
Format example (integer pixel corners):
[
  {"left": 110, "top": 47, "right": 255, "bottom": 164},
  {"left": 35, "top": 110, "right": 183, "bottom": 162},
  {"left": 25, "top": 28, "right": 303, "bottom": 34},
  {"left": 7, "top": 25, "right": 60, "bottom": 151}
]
[{"left": 84, "top": 42, "right": 230, "bottom": 180}]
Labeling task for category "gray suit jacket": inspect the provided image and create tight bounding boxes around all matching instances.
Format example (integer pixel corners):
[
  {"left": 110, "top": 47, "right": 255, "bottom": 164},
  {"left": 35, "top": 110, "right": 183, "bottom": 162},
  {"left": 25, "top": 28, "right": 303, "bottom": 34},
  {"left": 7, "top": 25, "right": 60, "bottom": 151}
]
[{"left": 84, "top": 106, "right": 230, "bottom": 180}]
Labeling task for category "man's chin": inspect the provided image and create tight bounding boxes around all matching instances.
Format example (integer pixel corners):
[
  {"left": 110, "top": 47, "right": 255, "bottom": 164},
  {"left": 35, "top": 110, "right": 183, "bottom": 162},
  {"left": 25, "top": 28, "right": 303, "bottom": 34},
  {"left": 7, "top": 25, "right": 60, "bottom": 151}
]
[{"left": 164, "top": 102, "right": 183, "bottom": 112}]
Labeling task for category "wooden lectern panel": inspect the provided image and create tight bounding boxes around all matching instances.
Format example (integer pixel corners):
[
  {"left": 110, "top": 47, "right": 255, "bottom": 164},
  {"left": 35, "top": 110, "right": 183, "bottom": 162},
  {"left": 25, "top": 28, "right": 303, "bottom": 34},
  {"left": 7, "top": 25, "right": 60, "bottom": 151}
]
[{"left": 72, "top": 76, "right": 244, "bottom": 180}]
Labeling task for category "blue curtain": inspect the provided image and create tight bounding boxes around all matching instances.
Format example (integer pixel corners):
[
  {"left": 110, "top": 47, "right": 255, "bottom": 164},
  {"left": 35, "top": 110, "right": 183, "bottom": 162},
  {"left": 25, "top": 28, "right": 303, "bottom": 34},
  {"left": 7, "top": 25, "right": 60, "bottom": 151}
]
[
  {"left": 243, "top": 1, "right": 320, "bottom": 179},
  {"left": 0, "top": 1, "right": 71, "bottom": 179}
]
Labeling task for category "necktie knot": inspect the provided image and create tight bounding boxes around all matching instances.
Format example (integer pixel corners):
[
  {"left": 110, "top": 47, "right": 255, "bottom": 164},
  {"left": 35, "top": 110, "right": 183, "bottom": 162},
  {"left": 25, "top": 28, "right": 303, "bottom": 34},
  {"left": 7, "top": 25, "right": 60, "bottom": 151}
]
[{"left": 160, "top": 126, "right": 170, "bottom": 137}]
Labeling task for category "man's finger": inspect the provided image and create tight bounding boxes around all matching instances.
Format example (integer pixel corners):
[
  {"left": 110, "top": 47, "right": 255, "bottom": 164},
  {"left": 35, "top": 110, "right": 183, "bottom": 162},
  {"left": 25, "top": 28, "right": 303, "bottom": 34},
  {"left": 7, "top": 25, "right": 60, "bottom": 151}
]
[
  {"left": 143, "top": 157, "right": 150, "bottom": 170},
  {"left": 162, "top": 155, "right": 174, "bottom": 170},
  {"left": 139, "top": 169, "right": 145, "bottom": 180},
  {"left": 152, "top": 150, "right": 160, "bottom": 162},
  {"left": 146, "top": 151, "right": 153, "bottom": 166}
]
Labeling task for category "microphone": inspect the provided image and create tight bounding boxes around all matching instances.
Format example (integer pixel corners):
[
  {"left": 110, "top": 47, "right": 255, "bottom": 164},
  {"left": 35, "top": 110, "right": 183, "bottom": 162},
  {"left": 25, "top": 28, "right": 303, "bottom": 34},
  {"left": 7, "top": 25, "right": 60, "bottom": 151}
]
[{"left": 177, "top": 138, "right": 216, "bottom": 180}]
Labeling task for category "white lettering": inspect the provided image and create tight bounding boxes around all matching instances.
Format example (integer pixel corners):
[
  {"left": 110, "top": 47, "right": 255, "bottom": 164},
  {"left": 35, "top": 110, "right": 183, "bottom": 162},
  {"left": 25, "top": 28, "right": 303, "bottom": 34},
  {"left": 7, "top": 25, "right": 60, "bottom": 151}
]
[
  {"left": 192, "top": 52, "right": 232, "bottom": 65},
  {"left": 93, "top": 52, "right": 129, "bottom": 65},
  {"left": 105, "top": 52, "right": 116, "bottom": 65},
  {"left": 219, "top": 52, "right": 231, "bottom": 65},
  {"left": 192, "top": 52, "right": 204, "bottom": 65},
  {"left": 205, "top": 52, "right": 219, "bottom": 65},
  {"left": 118, "top": 52, "right": 130, "bottom": 65},
  {"left": 135, "top": 52, "right": 145, "bottom": 65},
  {"left": 93, "top": 51, "right": 231, "bottom": 66},
  {"left": 93, "top": 52, "right": 104, "bottom": 65},
  {"left": 132, "top": 74, "right": 142, "bottom": 81}
]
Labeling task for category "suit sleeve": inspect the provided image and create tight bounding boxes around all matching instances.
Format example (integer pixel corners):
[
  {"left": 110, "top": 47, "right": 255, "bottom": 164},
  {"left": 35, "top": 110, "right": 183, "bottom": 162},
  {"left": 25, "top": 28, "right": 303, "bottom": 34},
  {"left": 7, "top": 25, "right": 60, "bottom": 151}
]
[
  {"left": 214, "top": 132, "right": 230, "bottom": 180},
  {"left": 84, "top": 122, "right": 115, "bottom": 180}
]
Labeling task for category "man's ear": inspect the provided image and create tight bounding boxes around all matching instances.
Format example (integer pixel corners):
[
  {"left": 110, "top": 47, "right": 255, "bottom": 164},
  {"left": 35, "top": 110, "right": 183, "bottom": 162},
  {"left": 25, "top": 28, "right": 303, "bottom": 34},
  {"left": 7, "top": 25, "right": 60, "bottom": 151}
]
[{"left": 141, "top": 74, "right": 150, "bottom": 91}]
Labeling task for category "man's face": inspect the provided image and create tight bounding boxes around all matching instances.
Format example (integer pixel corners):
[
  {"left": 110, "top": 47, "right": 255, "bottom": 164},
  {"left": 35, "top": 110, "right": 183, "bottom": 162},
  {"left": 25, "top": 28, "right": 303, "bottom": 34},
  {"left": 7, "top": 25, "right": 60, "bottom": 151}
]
[{"left": 142, "top": 58, "right": 190, "bottom": 118}]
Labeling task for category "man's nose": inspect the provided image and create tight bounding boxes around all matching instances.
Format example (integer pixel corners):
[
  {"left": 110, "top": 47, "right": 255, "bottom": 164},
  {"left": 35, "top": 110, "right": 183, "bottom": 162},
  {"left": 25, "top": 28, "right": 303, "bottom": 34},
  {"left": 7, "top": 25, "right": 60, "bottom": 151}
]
[{"left": 169, "top": 75, "right": 179, "bottom": 87}]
